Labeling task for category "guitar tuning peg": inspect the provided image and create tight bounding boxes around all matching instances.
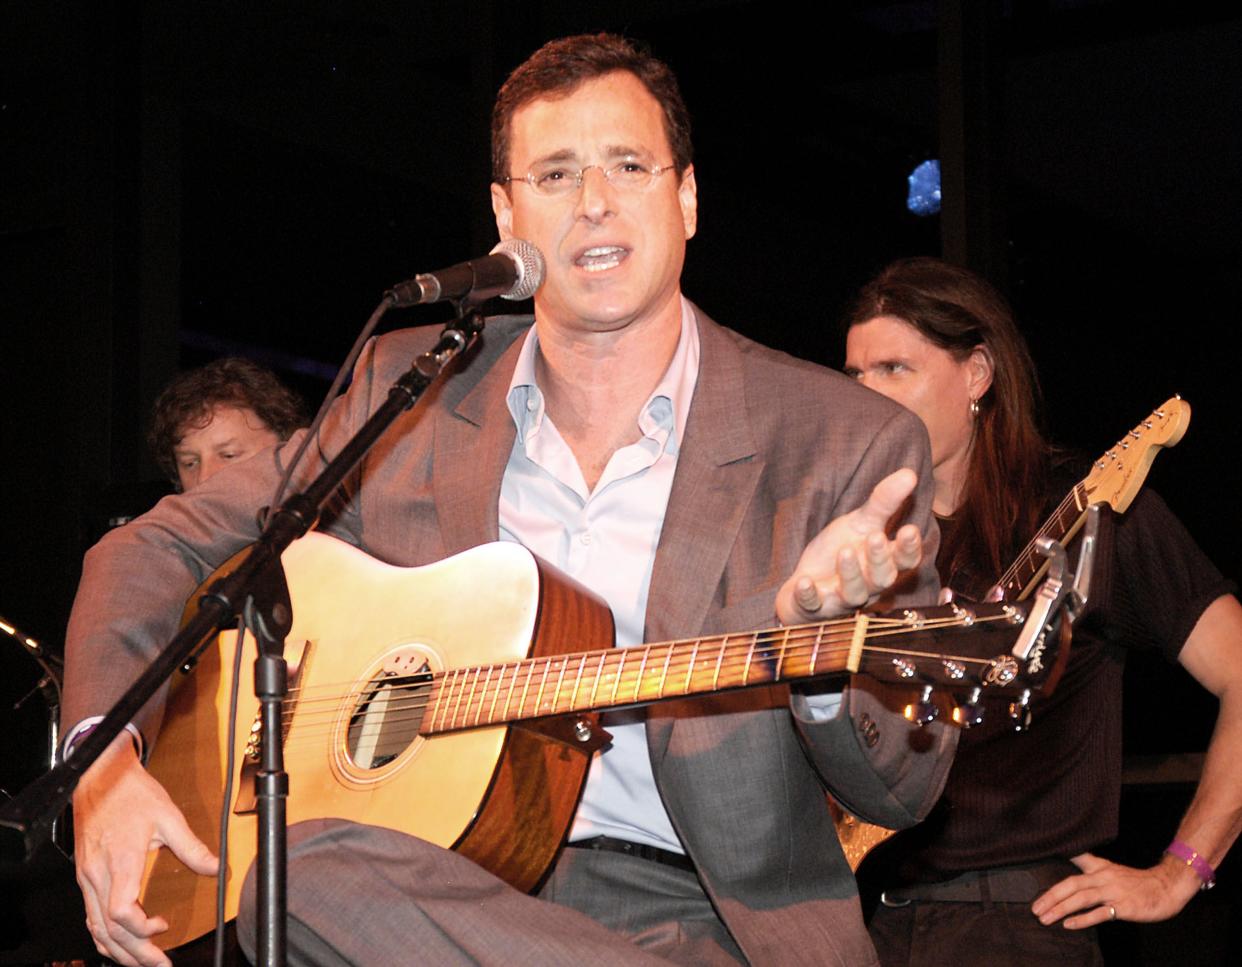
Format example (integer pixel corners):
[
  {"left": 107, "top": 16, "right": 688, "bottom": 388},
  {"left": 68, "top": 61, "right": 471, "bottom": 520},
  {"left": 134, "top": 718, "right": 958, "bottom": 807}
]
[
  {"left": 1008, "top": 688, "right": 1032, "bottom": 732},
  {"left": 904, "top": 685, "right": 939, "bottom": 727},
  {"left": 952, "top": 687, "right": 984, "bottom": 728}
]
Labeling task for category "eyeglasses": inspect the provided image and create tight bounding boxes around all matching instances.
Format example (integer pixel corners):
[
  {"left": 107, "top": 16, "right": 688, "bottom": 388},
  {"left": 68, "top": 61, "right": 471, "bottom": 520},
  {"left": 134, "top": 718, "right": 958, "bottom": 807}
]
[{"left": 498, "top": 159, "right": 677, "bottom": 197}]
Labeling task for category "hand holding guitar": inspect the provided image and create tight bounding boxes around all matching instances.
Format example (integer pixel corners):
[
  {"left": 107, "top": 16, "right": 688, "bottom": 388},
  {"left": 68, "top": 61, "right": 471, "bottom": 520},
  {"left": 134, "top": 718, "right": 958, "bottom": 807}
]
[
  {"left": 776, "top": 468, "right": 924, "bottom": 624},
  {"left": 73, "top": 732, "right": 218, "bottom": 967}
]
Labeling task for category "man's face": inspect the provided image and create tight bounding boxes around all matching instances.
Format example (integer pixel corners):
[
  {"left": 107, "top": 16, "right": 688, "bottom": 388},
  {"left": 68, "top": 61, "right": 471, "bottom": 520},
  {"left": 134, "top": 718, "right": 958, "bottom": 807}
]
[
  {"left": 173, "top": 404, "right": 280, "bottom": 491},
  {"left": 491, "top": 71, "right": 697, "bottom": 339},
  {"left": 844, "top": 315, "right": 991, "bottom": 482}
]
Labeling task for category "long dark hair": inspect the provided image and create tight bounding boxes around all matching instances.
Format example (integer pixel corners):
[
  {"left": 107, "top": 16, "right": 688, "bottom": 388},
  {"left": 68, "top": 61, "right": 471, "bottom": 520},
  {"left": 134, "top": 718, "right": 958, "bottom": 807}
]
[{"left": 846, "top": 258, "right": 1052, "bottom": 589}]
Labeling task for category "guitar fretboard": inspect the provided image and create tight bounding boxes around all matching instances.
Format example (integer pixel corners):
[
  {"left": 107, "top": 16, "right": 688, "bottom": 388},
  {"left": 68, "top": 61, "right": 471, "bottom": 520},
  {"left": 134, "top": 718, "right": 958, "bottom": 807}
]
[
  {"left": 419, "top": 611, "right": 1019, "bottom": 735},
  {"left": 991, "top": 481, "right": 1089, "bottom": 600},
  {"left": 423, "top": 625, "right": 844, "bottom": 733}
]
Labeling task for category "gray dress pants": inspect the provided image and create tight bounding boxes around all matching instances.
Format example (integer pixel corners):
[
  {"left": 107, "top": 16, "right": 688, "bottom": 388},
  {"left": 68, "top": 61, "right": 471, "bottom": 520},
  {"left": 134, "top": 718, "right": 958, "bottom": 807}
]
[{"left": 238, "top": 819, "right": 745, "bottom": 966}]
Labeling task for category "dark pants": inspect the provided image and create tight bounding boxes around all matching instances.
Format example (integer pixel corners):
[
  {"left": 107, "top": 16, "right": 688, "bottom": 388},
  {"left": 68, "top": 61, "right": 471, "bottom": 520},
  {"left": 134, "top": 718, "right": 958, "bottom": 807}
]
[{"left": 870, "top": 899, "right": 1103, "bottom": 967}]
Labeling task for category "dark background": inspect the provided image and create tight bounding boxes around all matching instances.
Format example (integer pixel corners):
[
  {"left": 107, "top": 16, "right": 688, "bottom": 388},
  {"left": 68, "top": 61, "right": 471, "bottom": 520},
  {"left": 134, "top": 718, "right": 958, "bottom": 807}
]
[{"left": 2, "top": 1, "right": 1239, "bottom": 962}]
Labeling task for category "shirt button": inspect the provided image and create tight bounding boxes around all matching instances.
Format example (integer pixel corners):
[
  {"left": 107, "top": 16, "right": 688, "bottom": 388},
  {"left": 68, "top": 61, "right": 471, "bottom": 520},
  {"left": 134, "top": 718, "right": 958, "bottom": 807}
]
[
  {"left": 580, "top": 531, "right": 592, "bottom": 545},
  {"left": 526, "top": 399, "right": 537, "bottom": 412}
]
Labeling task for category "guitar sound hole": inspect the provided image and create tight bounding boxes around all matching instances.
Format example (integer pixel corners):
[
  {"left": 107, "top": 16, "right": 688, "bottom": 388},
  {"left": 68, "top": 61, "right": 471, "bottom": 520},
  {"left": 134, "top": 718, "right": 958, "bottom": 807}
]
[{"left": 346, "top": 656, "right": 432, "bottom": 769}]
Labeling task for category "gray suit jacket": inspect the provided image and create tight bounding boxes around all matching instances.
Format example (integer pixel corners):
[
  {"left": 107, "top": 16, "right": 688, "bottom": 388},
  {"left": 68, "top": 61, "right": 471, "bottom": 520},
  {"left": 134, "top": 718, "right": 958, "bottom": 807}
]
[{"left": 65, "top": 306, "right": 953, "bottom": 965}]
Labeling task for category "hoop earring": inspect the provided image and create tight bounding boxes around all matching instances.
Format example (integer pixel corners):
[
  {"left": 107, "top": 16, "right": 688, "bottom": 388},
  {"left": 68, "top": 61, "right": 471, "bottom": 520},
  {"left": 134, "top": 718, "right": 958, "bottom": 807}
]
[{"left": 969, "top": 397, "right": 981, "bottom": 418}]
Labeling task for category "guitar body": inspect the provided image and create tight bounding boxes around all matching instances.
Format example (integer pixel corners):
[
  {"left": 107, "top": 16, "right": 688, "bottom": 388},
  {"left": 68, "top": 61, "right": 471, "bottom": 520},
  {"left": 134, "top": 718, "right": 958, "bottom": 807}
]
[{"left": 140, "top": 533, "right": 614, "bottom": 950}]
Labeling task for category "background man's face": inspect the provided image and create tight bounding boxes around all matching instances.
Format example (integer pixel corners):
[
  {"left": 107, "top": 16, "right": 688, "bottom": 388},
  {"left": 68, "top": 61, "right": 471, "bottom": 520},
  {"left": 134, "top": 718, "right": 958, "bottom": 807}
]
[
  {"left": 173, "top": 404, "right": 280, "bottom": 491},
  {"left": 492, "top": 71, "right": 697, "bottom": 339}
]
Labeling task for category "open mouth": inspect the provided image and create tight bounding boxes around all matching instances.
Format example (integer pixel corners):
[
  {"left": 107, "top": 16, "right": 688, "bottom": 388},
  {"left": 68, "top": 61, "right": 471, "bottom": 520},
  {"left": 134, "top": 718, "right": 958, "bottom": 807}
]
[{"left": 574, "top": 245, "right": 628, "bottom": 272}]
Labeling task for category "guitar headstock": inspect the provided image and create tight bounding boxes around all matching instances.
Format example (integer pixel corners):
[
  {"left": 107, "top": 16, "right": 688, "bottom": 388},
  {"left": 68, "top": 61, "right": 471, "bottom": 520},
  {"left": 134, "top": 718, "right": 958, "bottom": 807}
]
[
  {"left": 1083, "top": 396, "right": 1190, "bottom": 513},
  {"left": 852, "top": 600, "right": 1069, "bottom": 729}
]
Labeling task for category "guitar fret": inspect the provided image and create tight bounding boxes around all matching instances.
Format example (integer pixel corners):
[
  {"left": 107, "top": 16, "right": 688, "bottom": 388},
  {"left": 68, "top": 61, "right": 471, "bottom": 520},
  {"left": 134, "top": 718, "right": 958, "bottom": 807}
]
[
  {"left": 589, "top": 651, "right": 607, "bottom": 709},
  {"left": 809, "top": 623, "right": 824, "bottom": 675},
  {"left": 516, "top": 658, "right": 536, "bottom": 721},
  {"left": 439, "top": 670, "right": 453, "bottom": 731},
  {"left": 610, "top": 650, "right": 627, "bottom": 706},
  {"left": 549, "top": 657, "right": 569, "bottom": 714},
  {"left": 656, "top": 645, "right": 674, "bottom": 698},
  {"left": 533, "top": 658, "right": 556, "bottom": 715},
  {"left": 465, "top": 666, "right": 483, "bottom": 727},
  {"left": 502, "top": 660, "right": 520, "bottom": 722},
  {"left": 742, "top": 633, "right": 758, "bottom": 686},
  {"left": 713, "top": 636, "right": 728, "bottom": 690},
  {"left": 684, "top": 639, "right": 701, "bottom": 694},
  {"left": 775, "top": 627, "right": 790, "bottom": 679},
  {"left": 487, "top": 663, "right": 507, "bottom": 725},
  {"left": 427, "top": 675, "right": 446, "bottom": 733},
  {"left": 450, "top": 668, "right": 468, "bottom": 730},
  {"left": 568, "top": 654, "right": 588, "bottom": 711},
  {"left": 633, "top": 647, "right": 651, "bottom": 703}
]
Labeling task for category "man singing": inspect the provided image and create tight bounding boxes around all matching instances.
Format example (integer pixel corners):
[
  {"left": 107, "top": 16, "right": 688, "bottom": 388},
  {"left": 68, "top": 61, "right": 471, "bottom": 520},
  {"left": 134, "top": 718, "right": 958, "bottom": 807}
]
[{"left": 64, "top": 34, "right": 952, "bottom": 966}]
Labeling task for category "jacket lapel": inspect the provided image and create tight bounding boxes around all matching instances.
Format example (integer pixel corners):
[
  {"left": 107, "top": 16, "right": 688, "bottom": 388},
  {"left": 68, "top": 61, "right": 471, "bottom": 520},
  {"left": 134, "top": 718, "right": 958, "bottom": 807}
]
[
  {"left": 432, "top": 328, "right": 526, "bottom": 555},
  {"left": 645, "top": 311, "right": 764, "bottom": 766}
]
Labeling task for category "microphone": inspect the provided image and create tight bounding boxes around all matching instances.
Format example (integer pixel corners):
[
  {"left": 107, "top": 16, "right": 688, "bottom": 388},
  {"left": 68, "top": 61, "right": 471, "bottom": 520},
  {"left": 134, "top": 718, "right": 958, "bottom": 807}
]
[{"left": 385, "top": 239, "right": 545, "bottom": 307}]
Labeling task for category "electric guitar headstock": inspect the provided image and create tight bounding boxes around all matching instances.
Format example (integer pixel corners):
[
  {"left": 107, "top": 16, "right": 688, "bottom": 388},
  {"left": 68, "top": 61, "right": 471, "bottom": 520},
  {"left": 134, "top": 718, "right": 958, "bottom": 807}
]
[{"left": 1082, "top": 396, "right": 1190, "bottom": 513}]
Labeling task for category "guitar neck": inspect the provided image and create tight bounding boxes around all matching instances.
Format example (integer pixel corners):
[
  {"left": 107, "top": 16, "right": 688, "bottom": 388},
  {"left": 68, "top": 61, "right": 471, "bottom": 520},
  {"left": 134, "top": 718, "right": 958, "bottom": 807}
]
[
  {"left": 987, "top": 397, "right": 1189, "bottom": 603},
  {"left": 421, "top": 607, "right": 1026, "bottom": 735},
  {"left": 990, "top": 481, "right": 1090, "bottom": 601}
]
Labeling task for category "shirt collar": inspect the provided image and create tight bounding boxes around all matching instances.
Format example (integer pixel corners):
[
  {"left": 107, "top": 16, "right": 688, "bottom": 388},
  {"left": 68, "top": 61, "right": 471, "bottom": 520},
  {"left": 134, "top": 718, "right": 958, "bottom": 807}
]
[{"left": 505, "top": 297, "right": 700, "bottom": 452}]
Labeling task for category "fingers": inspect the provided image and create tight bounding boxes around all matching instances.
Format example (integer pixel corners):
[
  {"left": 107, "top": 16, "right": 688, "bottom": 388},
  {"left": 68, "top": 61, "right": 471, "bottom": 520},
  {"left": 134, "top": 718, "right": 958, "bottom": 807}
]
[
  {"left": 851, "top": 468, "right": 918, "bottom": 531},
  {"left": 72, "top": 734, "right": 200, "bottom": 967},
  {"left": 78, "top": 856, "right": 172, "bottom": 967},
  {"left": 838, "top": 545, "right": 872, "bottom": 608},
  {"left": 776, "top": 468, "right": 926, "bottom": 623},
  {"left": 1031, "top": 855, "right": 1192, "bottom": 929},
  {"left": 158, "top": 807, "right": 220, "bottom": 876},
  {"left": 892, "top": 524, "right": 923, "bottom": 571},
  {"left": 1032, "top": 882, "right": 1108, "bottom": 929},
  {"left": 1070, "top": 851, "right": 1108, "bottom": 874},
  {"left": 790, "top": 544, "right": 875, "bottom": 618},
  {"left": 1060, "top": 904, "right": 1117, "bottom": 931},
  {"left": 793, "top": 576, "right": 823, "bottom": 614}
]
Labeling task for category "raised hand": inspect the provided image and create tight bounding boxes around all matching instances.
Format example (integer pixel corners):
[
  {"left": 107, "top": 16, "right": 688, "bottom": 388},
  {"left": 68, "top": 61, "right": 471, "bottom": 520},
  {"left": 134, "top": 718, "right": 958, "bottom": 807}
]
[{"left": 776, "top": 468, "right": 924, "bottom": 624}]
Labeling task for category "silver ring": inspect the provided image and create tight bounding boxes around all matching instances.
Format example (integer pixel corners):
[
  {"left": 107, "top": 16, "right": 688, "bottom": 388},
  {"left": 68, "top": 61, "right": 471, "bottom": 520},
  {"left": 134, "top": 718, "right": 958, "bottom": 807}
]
[{"left": 1108, "top": 905, "right": 1117, "bottom": 921}]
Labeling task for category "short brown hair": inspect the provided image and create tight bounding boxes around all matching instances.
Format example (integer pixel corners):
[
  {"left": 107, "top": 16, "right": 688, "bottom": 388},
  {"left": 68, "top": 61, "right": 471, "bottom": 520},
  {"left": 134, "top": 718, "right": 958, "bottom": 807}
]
[
  {"left": 491, "top": 33, "right": 693, "bottom": 183},
  {"left": 148, "top": 357, "right": 307, "bottom": 483}
]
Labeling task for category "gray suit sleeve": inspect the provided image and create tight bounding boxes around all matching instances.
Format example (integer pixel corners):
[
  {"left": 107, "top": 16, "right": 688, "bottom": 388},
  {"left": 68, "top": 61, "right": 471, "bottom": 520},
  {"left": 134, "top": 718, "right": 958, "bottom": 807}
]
[
  {"left": 790, "top": 406, "right": 957, "bottom": 829},
  {"left": 60, "top": 338, "right": 384, "bottom": 743}
]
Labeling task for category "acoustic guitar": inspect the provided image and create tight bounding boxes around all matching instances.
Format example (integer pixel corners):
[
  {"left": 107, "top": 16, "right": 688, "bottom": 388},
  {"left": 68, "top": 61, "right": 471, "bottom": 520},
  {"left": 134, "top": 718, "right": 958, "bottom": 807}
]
[{"left": 140, "top": 532, "right": 1068, "bottom": 949}]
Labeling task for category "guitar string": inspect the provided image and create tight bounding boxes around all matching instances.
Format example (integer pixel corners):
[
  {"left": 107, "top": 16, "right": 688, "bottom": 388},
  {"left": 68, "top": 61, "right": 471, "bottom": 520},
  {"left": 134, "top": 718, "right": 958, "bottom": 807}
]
[
  {"left": 273, "top": 613, "right": 1013, "bottom": 714},
  {"left": 994, "top": 485, "right": 1083, "bottom": 590},
  {"left": 995, "top": 405, "right": 1171, "bottom": 591},
  {"left": 273, "top": 613, "right": 1005, "bottom": 708},
  {"left": 252, "top": 615, "right": 1021, "bottom": 749}
]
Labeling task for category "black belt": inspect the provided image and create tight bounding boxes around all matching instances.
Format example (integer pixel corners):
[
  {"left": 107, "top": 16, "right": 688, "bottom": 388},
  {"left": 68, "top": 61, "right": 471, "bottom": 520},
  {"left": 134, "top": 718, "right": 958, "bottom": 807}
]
[
  {"left": 879, "top": 860, "right": 1076, "bottom": 906},
  {"left": 568, "top": 835, "right": 696, "bottom": 873}
]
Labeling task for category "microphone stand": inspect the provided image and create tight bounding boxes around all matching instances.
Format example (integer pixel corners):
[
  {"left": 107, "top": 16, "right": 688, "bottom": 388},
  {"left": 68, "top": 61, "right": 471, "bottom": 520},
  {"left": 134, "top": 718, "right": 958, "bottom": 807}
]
[{"left": 0, "top": 301, "right": 488, "bottom": 966}]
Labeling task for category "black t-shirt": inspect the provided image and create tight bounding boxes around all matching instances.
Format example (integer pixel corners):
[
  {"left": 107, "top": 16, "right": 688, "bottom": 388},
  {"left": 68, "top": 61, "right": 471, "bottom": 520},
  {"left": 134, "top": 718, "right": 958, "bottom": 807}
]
[{"left": 877, "top": 486, "right": 1233, "bottom": 881}]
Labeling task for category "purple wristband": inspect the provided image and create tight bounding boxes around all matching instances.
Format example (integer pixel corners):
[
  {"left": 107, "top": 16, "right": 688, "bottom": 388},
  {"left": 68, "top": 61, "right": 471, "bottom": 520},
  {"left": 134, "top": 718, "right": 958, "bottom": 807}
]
[{"left": 1165, "top": 839, "right": 1217, "bottom": 890}]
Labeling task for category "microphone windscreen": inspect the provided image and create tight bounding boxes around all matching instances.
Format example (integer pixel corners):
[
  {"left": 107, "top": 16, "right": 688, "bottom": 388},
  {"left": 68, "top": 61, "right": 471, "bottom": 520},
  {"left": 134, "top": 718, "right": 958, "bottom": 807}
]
[{"left": 493, "top": 239, "right": 546, "bottom": 300}]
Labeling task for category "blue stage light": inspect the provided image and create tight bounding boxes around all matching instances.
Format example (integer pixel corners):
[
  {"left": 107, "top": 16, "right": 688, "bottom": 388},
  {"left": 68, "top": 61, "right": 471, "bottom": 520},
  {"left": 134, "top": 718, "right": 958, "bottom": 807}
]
[{"left": 907, "top": 160, "right": 941, "bottom": 216}]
